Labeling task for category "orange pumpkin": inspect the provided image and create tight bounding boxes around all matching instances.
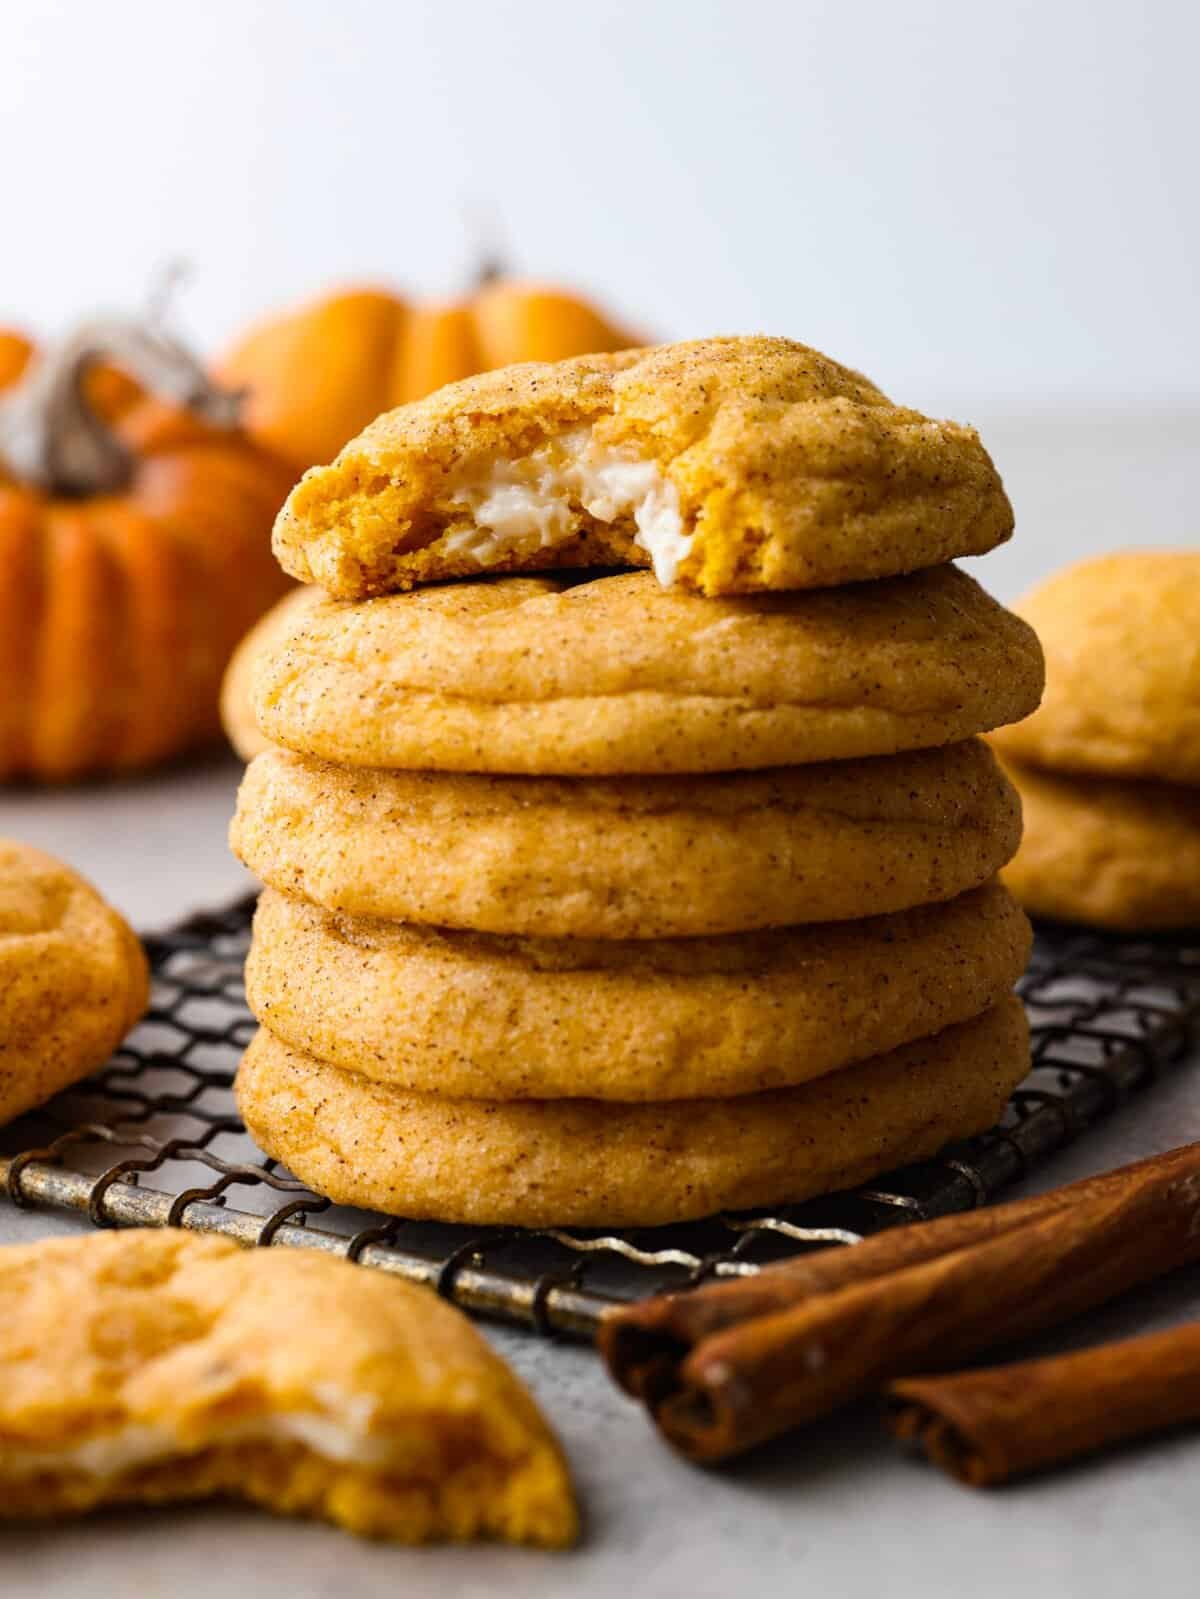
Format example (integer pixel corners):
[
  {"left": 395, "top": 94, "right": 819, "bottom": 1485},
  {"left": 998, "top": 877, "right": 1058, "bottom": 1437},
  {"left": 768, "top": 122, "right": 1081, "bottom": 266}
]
[
  {"left": 0, "top": 320, "right": 296, "bottom": 781},
  {"left": 217, "top": 275, "right": 638, "bottom": 470}
]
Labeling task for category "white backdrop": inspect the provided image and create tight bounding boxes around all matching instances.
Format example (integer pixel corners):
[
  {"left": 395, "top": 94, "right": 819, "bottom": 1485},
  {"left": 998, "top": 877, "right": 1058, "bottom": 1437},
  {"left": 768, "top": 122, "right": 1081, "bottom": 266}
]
[{"left": 6, "top": 0, "right": 1198, "bottom": 418}]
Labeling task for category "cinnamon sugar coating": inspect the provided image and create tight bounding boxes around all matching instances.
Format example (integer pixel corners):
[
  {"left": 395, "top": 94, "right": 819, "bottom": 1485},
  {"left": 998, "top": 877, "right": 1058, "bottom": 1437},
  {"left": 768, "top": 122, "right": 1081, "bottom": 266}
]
[
  {"left": 236, "top": 1000, "right": 1030, "bottom": 1228},
  {"left": 273, "top": 336, "right": 1012, "bottom": 598},
  {"left": 245, "top": 881, "right": 1029, "bottom": 1100},
  {"left": 250, "top": 567, "right": 1044, "bottom": 776},
  {"left": 0, "top": 839, "right": 147, "bottom": 1125},
  {"left": 231, "top": 740, "right": 1022, "bottom": 938}
]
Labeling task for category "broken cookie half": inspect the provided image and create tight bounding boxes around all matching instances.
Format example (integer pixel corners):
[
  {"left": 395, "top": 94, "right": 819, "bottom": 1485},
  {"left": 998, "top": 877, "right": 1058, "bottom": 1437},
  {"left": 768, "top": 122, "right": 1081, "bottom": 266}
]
[
  {"left": 272, "top": 335, "right": 1012, "bottom": 598},
  {"left": 0, "top": 1229, "right": 577, "bottom": 1546}
]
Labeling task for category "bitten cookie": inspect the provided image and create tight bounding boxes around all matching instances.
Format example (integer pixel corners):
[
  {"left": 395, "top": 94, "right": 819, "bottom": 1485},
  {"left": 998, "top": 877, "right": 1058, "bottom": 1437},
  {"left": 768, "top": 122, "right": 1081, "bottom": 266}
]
[
  {"left": 232, "top": 740, "right": 1022, "bottom": 938},
  {"left": 0, "top": 840, "right": 148, "bottom": 1124},
  {"left": 251, "top": 567, "right": 1044, "bottom": 776},
  {"left": 272, "top": 336, "right": 1013, "bottom": 597},
  {"left": 246, "top": 882, "right": 1030, "bottom": 1100},
  {"left": 220, "top": 585, "right": 319, "bottom": 761},
  {"left": 0, "top": 1229, "right": 576, "bottom": 1544},
  {"left": 998, "top": 758, "right": 1200, "bottom": 931},
  {"left": 991, "top": 551, "right": 1200, "bottom": 783},
  {"left": 236, "top": 999, "right": 1030, "bottom": 1228}
]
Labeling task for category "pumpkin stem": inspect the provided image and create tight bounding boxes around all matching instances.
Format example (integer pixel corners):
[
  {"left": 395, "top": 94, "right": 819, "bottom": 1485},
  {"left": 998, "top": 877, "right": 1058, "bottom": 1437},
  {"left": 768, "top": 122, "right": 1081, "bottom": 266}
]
[
  {"left": 475, "top": 254, "right": 506, "bottom": 288},
  {"left": 0, "top": 316, "right": 243, "bottom": 497},
  {"left": 460, "top": 198, "right": 507, "bottom": 289}
]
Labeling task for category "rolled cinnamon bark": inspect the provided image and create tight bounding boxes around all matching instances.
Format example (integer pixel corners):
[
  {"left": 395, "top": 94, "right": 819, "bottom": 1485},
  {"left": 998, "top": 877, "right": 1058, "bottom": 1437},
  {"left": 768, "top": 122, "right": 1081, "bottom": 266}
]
[
  {"left": 600, "top": 1142, "right": 1200, "bottom": 1462},
  {"left": 887, "top": 1321, "right": 1200, "bottom": 1485},
  {"left": 603, "top": 1144, "right": 1200, "bottom": 1408}
]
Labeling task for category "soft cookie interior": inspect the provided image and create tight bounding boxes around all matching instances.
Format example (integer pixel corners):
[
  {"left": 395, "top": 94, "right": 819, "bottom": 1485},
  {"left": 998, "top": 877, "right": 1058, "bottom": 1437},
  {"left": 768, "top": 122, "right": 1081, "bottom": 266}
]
[
  {"left": 436, "top": 425, "right": 686, "bottom": 582},
  {"left": 274, "top": 337, "right": 1014, "bottom": 599},
  {"left": 293, "top": 419, "right": 676, "bottom": 594},
  {"left": 0, "top": 1408, "right": 570, "bottom": 1543},
  {"left": 0, "top": 1231, "right": 577, "bottom": 1546}
]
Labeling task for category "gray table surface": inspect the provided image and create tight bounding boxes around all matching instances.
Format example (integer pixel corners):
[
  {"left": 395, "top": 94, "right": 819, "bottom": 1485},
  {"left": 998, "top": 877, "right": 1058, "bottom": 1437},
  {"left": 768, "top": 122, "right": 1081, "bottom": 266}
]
[{"left": 1, "top": 414, "right": 1198, "bottom": 1596}]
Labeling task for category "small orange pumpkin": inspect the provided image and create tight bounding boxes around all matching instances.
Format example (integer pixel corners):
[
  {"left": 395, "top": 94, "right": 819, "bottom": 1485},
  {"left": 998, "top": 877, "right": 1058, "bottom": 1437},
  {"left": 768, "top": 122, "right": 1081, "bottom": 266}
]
[
  {"left": 0, "top": 320, "right": 295, "bottom": 781},
  {"left": 217, "top": 273, "right": 638, "bottom": 471}
]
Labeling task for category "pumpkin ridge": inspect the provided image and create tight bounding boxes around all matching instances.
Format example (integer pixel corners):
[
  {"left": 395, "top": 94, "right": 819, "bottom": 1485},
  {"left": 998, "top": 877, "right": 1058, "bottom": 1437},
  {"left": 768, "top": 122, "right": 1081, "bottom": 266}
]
[
  {"left": 219, "top": 278, "right": 635, "bottom": 473},
  {"left": 0, "top": 319, "right": 295, "bottom": 781},
  {"left": 0, "top": 495, "right": 43, "bottom": 776}
]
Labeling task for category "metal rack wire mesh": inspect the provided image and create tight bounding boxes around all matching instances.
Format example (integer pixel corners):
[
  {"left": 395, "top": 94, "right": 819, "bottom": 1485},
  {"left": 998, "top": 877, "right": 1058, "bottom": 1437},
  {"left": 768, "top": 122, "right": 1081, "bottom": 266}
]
[{"left": 2, "top": 894, "right": 1198, "bottom": 1341}]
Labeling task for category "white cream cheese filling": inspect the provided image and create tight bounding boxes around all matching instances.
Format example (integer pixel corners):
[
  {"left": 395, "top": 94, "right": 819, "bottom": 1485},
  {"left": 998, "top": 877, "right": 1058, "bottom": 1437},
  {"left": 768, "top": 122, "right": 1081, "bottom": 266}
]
[
  {"left": 442, "top": 427, "right": 693, "bottom": 586},
  {"left": 0, "top": 1408, "right": 402, "bottom": 1481}
]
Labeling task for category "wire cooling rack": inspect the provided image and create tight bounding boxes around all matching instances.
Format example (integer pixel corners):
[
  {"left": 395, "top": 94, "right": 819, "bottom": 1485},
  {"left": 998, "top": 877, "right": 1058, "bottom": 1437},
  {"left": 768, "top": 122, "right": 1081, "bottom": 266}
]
[{"left": 2, "top": 894, "right": 1198, "bottom": 1341}]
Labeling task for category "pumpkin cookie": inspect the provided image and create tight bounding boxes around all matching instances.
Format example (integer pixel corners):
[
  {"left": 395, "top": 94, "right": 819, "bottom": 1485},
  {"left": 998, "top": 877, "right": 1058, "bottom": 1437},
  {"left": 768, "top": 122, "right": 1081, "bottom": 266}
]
[
  {"left": 991, "top": 551, "right": 1200, "bottom": 783},
  {"left": 236, "top": 998, "right": 1029, "bottom": 1228},
  {"left": 272, "top": 336, "right": 1013, "bottom": 597},
  {"left": 0, "top": 840, "right": 147, "bottom": 1124},
  {"left": 251, "top": 567, "right": 1043, "bottom": 776},
  {"left": 221, "top": 585, "right": 318, "bottom": 761},
  {"left": 0, "top": 1229, "right": 576, "bottom": 1544},
  {"left": 246, "top": 882, "right": 1030, "bottom": 1101},
  {"left": 232, "top": 740, "right": 1021, "bottom": 938},
  {"left": 998, "top": 758, "right": 1200, "bottom": 931}
]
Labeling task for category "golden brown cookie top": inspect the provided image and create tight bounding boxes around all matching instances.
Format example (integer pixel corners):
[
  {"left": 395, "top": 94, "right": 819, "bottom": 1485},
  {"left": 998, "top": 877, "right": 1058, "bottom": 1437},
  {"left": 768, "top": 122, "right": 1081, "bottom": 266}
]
[
  {"left": 0, "top": 839, "right": 148, "bottom": 1127},
  {"left": 0, "top": 1228, "right": 576, "bottom": 1545},
  {"left": 273, "top": 336, "right": 1014, "bottom": 597},
  {"left": 0, "top": 838, "right": 145, "bottom": 996},
  {"left": 991, "top": 550, "right": 1200, "bottom": 782},
  {"left": 251, "top": 566, "right": 1044, "bottom": 774}
]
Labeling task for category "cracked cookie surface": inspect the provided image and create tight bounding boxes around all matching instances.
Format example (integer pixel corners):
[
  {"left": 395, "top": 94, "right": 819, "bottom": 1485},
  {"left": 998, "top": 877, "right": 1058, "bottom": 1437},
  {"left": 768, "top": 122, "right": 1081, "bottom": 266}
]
[{"left": 273, "top": 336, "right": 1013, "bottom": 597}]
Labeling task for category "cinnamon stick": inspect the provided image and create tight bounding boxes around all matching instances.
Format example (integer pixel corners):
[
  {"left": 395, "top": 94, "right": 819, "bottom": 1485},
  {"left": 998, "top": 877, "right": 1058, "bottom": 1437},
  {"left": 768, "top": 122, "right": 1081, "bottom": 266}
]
[
  {"left": 599, "top": 1142, "right": 1200, "bottom": 1462},
  {"left": 887, "top": 1321, "right": 1200, "bottom": 1485},
  {"left": 602, "top": 1145, "right": 1200, "bottom": 1410}
]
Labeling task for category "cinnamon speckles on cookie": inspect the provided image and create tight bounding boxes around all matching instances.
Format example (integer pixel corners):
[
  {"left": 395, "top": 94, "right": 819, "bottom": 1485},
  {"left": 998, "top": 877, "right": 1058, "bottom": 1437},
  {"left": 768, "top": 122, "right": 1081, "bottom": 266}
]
[
  {"left": 245, "top": 881, "right": 1030, "bottom": 1100},
  {"left": 235, "top": 332, "right": 1036, "bottom": 1232},
  {"left": 273, "top": 336, "right": 1013, "bottom": 598},
  {"left": 250, "top": 567, "right": 1044, "bottom": 776},
  {"left": 236, "top": 999, "right": 1030, "bottom": 1229},
  {"left": 0, "top": 839, "right": 147, "bottom": 1126},
  {"left": 231, "top": 740, "right": 1022, "bottom": 938}
]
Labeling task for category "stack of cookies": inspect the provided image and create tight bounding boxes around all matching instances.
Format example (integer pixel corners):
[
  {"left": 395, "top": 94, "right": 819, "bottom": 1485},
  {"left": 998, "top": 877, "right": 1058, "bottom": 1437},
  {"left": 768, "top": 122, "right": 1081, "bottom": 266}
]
[
  {"left": 993, "top": 551, "right": 1200, "bottom": 931},
  {"left": 230, "top": 337, "right": 1044, "bottom": 1228}
]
